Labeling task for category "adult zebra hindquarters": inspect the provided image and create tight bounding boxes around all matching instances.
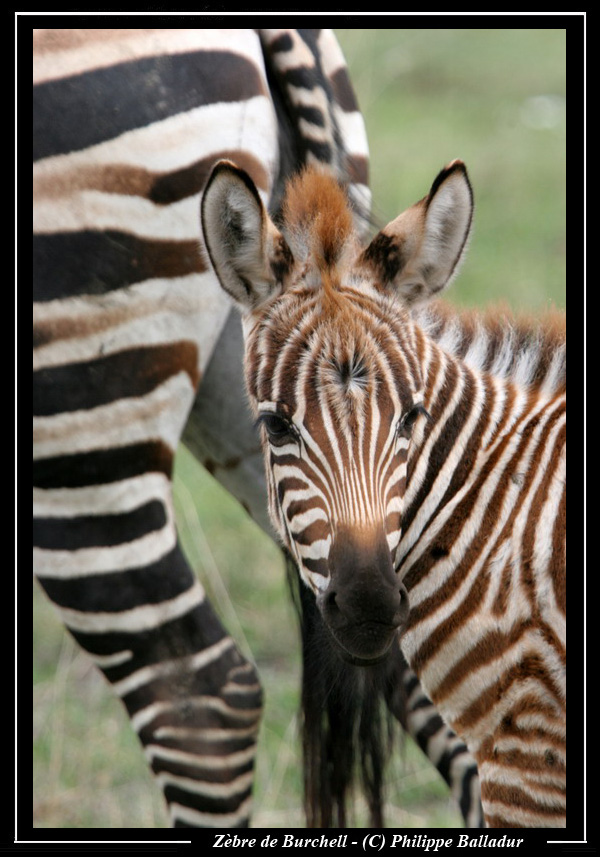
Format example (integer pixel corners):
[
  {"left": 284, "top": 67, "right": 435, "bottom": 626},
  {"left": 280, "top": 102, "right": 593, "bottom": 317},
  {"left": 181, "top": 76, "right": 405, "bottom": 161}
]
[{"left": 32, "top": 27, "right": 282, "bottom": 828}]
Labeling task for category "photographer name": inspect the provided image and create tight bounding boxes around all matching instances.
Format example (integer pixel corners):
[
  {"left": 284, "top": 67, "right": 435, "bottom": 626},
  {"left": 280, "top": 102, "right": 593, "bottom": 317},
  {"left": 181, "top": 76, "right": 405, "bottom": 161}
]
[{"left": 213, "top": 834, "right": 524, "bottom": 849}]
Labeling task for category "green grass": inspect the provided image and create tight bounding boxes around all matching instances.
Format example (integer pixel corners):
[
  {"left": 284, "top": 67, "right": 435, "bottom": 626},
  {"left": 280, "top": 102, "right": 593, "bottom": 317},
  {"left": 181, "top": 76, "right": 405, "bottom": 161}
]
[{"left": 32, "top": 28, "right": 565, "bottom": 830}]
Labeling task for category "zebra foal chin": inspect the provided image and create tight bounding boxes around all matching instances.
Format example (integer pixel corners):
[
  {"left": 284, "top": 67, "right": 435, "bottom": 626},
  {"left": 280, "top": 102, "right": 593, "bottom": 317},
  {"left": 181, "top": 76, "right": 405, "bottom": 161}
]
[
  {"left": 202, "top": 158, "right": 566, "bottom": 829},
  {"left": 33, "top": 27, "right": 484, "bottom": 829}
]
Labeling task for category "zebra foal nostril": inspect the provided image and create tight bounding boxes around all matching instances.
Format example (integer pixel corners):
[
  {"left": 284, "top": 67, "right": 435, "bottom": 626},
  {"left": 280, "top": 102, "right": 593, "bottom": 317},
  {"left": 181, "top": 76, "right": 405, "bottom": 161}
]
[
  {"left": 325, "top": 589, "right": 340, "bottom": 613},
  {"left": 398, "top": 581, "right": 409, "bottom": 617}
]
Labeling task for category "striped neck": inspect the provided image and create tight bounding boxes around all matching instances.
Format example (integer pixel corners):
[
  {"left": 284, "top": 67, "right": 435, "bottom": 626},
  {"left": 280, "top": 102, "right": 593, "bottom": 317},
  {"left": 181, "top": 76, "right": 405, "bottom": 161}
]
[{"left": 397, "top": 312, "right": 565, "bottom": 586}]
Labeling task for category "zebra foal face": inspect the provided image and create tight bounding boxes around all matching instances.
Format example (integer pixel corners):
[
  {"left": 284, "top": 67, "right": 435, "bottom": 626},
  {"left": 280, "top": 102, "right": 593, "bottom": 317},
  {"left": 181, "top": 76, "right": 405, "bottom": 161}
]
[{"left": 202, "top": 160, "right": 473, "bottom": 664}]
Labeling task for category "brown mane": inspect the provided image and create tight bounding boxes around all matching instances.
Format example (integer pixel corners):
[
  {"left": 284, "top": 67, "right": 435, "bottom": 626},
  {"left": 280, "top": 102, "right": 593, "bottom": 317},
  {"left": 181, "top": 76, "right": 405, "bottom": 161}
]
[{"left": 414, "top": 299, "right": 566, "bottom": 395}]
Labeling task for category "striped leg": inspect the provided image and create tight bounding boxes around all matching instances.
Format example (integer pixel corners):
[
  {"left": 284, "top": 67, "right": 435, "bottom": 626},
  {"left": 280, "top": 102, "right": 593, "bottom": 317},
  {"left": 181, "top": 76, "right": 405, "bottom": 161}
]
[
  {"left": 33, "top": 374, "right": 263, "bottom": 828},
  {"left": 384, "top": 652, "right": 484, "bottom": 828}
]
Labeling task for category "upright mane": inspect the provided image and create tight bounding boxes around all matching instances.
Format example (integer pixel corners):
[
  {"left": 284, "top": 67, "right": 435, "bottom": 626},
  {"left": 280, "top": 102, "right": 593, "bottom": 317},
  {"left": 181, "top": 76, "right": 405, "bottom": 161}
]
[
  {"left": 281, "top": 166, "right": 359, "bottom": 290},
  {"left": 412, "top": 300, "right": 566, "bottom": 396}
]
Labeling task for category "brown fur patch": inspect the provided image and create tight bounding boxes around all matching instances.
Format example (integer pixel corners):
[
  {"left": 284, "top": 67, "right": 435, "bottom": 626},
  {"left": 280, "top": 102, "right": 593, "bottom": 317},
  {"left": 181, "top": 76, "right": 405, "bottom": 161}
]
[
  {"left": 34, "top": 150, "right": 270, "bottom": 204},
  {"left": 282, "top": 167, "right": 355, "bottom": 271}
]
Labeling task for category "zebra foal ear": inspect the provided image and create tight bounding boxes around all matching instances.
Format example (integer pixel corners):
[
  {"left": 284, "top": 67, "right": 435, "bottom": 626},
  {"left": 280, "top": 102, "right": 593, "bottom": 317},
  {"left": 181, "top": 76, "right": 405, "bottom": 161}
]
[
  {"left": 361, "top": 160, "right": 473, "bottom": 305},
  {"left": 201, "top": 160, "right": 294, "bottom": 313}
]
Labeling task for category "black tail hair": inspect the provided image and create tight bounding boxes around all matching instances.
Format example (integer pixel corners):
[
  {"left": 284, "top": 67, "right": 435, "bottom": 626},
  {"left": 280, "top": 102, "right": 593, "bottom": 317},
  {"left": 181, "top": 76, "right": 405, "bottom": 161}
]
[{"left": 285, "top": 550, "right": 406, "bottom": 828}]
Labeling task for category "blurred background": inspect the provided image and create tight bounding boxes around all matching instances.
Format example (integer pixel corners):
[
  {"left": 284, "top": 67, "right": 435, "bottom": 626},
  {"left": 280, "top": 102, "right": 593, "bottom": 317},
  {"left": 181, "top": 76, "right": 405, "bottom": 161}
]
[{"left": 33, "top": 27, "right": 566, "bottom": 829}]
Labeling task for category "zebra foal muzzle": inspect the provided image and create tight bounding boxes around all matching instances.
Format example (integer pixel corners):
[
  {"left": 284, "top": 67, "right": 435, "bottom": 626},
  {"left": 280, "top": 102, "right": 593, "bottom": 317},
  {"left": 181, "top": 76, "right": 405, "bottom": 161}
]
[{"left": 316, "top": 525, "right": 409, "bottom": 665}]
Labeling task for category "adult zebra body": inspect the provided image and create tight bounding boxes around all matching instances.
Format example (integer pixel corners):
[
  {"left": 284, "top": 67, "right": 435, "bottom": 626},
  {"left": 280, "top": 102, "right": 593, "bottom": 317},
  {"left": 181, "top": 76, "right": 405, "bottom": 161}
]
[
  {"left": 33, "top": 28, "right": 482, "bottom": 828},
  {"left": 202, "top": 159, "right": 566, "bottom": 828}
]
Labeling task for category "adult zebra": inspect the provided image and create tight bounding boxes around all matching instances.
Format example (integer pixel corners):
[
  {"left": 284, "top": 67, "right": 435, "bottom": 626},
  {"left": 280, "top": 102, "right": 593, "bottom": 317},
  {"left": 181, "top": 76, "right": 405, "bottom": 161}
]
[
  {"left": 201, "top": 158, "right": 566, "bottom": 828},
  {"left": 33, "top": 28, "right": 482, "bottom": 829}
]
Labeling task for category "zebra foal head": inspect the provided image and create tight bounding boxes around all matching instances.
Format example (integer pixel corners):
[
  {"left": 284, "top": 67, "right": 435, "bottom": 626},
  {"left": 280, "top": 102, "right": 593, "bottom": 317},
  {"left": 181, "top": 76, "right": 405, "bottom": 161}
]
[{"left": 201, "top": 159, "right": 473, "bottom": 665}]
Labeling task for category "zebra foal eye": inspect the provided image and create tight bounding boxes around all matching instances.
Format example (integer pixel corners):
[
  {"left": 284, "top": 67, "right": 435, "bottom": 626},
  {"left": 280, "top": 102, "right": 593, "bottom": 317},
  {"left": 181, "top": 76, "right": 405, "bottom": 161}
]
[
  {"left": 398, "top": 403, "right": 431, "bottom": 436},
  {"left": 258, "top": 413, "right": 297, "bottom": 446}
]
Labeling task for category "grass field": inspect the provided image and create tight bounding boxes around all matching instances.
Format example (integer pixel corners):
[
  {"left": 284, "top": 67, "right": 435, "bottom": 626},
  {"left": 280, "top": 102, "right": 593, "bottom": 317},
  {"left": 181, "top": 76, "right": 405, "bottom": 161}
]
[{"left": 32, "top": 27, "right": 566, "bottom": 830}]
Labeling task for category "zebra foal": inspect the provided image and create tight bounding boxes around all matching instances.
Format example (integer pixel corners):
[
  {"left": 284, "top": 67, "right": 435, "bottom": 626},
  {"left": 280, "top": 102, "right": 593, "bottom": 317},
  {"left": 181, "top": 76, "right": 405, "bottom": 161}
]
[{"left": 202, "top": 158, "right": 566, "bottom": 828}]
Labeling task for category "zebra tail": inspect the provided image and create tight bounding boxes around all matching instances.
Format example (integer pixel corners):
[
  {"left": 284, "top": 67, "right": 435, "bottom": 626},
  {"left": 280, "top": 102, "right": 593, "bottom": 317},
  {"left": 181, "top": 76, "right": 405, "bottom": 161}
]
[{"left": 284, "top": 551, "right": 403, "bottom": 828}]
